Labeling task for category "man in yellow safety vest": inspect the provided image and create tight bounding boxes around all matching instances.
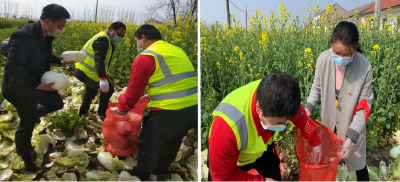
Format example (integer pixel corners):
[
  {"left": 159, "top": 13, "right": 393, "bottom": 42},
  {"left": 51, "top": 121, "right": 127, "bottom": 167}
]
[
  {"left": 74, "top": 22, "right": 126, "bottom": 120},
  {"left": 208, "top": 72, "right": 322, "bottom": 181},
  {"left": 116, "top": 24, "right": 198, "bottom": 181}
]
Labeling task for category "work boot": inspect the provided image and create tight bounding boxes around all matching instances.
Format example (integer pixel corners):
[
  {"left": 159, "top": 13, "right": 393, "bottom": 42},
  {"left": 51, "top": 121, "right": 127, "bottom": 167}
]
[
  {"left": 98, "top": 112, "right": 106, "bottom": 121},
  {"left": 24, "top": 158, "right": 39, "bottom": 173}
]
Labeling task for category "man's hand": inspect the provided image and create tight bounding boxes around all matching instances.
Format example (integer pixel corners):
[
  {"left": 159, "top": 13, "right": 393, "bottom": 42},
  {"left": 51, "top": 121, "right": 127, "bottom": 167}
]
[
  {"left": 116, "top": 108, "right": 128, "bottom": 116},
  {"left": 265, "top": 178, "right": 277, "bottom": 181},
  {"left": 305, "top": 109, "right": 312, "bottom": 117},
  {"left": 141, "top": 94, "right": 150, "bottom": 100},
  {"left": 311, "top": 144, "right": 322, "bottom": 164},
  {"left": 37, "top": 82, "right": 57, "bottom": 91},
  {"left": 338, "top": 139, "right": 352, "bottom": 159},
  {"left": 60, "top": 60, "right": 75, "bottom": 65}
]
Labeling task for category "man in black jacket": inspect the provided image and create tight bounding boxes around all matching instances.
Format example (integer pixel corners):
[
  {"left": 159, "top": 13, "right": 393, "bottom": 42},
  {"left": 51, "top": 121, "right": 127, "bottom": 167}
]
[
  {"left": 2, "top": 4, "right": 70, "bottom": 173},
  {"left": 74, "top": 22, "right": 126, "bottom": 121}
]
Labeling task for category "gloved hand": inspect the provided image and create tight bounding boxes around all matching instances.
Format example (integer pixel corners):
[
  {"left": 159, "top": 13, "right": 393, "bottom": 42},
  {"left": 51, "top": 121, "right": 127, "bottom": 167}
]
[
  {"left": 99, "top": 79, "right": 109, "bottom": 93},
  {"left": 305, "top": 109, "right": 312, "bottom": 117},
  {"left": 311, "top": 144, "right": 322, "bottom": 164},
  {"left": 338, "top": 138, "right": 352, "bottom": 159}
]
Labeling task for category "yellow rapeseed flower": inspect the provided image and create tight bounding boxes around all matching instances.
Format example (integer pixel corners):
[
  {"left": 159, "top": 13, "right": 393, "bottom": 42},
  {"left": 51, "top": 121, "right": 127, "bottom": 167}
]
[
  {"left": 216, "top": 62, "right": 221, "bottom": 68},
  {"left": 373, "top": 44, "right": 380, "bottom": 51},
  {"left": 234, "top": 46, "right": 240, "bottom": 52},
  {"left": 371, "top": 51, "right": 376, "bottom": 56},
  {"left": 397, "top": 66, "right": 400, "bottom": 70}
]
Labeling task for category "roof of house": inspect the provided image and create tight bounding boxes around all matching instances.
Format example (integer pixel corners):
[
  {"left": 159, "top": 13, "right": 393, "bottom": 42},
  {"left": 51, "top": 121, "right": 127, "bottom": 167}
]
[
  {"left": 317, "top": 3, "right": 347, "bottom": 15},
  {"left": 333, "top": 1, "right": 375, "bottom": 21},
  {"left": 361, "top": 0, "right": 400, "bottom": 14}
]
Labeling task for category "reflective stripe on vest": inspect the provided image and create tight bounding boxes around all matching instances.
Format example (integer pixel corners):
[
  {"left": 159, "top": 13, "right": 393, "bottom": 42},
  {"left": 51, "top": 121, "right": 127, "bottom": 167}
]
[
  {"left": 144, "top": 50, "right": 197, "bottom": 87},
  {"left": 79, "top": 34, "right": 110, "bottom": 72},
  {"left": 214, "top": 102, "right": 248, "bottom": 151},
  {"left": 143, "top": 49, "right": 197, "bottom": 100}
]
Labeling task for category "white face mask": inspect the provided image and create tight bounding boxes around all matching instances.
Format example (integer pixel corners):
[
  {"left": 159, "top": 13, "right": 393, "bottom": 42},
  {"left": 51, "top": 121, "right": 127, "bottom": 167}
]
[{"left": 46, "top": 21, "right": 63, "bottom": 37}]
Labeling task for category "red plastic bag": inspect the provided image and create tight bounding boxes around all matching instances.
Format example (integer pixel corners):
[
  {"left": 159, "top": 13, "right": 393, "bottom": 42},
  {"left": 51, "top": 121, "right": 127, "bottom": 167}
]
[
  {"left": 102, "top": 98, "right": 149, "bottom": 157},
  {"left": 296, "top": 119, "right": 343, "bottom": 181}
]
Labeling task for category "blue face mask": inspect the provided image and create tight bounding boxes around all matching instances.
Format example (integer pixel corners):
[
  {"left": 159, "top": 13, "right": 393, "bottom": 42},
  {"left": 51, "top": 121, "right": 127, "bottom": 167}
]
[
  {"left": 112, "top": 35, "right": 122, "bottom": 43},
  {"left": 137, "top": 46, "right": 143, "bottom": 54},
  {"left": 331, "top": 53, "right": 353, "bottom": 66},
  {"left": 260, "top": 117, "right": 287, "bottom": 131}
]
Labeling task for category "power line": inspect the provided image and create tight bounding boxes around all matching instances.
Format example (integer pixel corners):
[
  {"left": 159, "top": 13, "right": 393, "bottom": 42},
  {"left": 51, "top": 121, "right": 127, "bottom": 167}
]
[
  {"left": 229, "top": 0, "right": 245, "bottom": 14},
  {"left": 292, "top": 0, "right": 313, "bottom": 16}
]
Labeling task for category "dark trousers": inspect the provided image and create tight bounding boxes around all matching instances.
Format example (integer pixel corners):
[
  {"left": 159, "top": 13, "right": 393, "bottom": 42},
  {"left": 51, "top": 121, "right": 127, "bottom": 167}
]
[
  {"left": 78, "top": 83, "right": 114, "bottom": 116},
  {"left": 74, "top": 69, "right": 114, "bottom": 116},
  {"left": 15, "top": 90, "right": 63, "bottom": 161},
  {"left": 208, "top": 143, "right": 281, "bottom": 181},
  {"left": 129, "top": 105, "right": 197, "bottom": 181}
]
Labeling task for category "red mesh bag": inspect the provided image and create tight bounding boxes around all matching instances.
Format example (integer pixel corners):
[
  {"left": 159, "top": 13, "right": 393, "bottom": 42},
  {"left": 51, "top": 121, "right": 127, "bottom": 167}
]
[
  {"left": 102, "top": 99, "right": 149, "bottom": 157},
  {"left": 296, "top": 119, "right": 343, "bottom": 181}
]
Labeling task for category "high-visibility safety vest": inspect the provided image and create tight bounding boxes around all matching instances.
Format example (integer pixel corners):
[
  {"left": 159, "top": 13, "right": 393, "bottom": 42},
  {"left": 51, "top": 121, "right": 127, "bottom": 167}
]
[
  {"left": 75, "top": 31, "right": 113, "bottom": 82},
  {"left": 210, "top": 79, "right": 279, "bottom": 166},
  {"left": 140, "top": 40, "right": 197, "bottom": 110}
]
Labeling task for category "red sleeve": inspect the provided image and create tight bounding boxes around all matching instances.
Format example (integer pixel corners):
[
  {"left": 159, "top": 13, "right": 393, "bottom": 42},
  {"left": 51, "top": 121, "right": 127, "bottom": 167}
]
[
  {"left": 290, "top": 104, "right": 321, "bottom": 147},
  {"left": 209, "top": 116, "right": 264, "bottom": 181},
  {"left": 118, "top": 55, "right": 156, "bottom": 112}
]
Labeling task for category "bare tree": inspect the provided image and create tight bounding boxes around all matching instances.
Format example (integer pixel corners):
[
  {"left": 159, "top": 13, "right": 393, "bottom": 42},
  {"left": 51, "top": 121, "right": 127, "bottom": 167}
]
[
  {"left": 147, "top": 0, "right": 197, "bottom": 24},
  {"left": 147, "top": 0, "right": 181, "bottom": 23}
]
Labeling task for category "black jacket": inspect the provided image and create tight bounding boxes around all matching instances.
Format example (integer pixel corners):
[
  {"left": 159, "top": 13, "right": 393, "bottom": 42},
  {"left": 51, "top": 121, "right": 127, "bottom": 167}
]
[
  {"left": 2, "top": 21, "right": 61, "bottom": 106},
  {"left": 75, "top": 31, "right": 115, "bottom": 87}
]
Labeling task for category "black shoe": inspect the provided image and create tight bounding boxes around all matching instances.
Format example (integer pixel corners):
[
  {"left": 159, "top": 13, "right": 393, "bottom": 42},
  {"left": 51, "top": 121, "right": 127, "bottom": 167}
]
[
  {"left": 24, "top": 159, "right": 39, "bottom": 173},
  {"left": 98, "top": 112, "right": 106, "bottom": 121}
]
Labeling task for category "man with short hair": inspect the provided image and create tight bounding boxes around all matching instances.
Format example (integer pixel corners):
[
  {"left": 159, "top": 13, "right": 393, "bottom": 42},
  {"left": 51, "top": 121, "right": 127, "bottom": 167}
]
[
  {"left": 2, "top": 4, "right": 70, "bottom": 173},
  {"left": 75, "top": 21, "right": 126, "bottom": 120},
  {"left": 208, "top": 72, "right": 323, "bottom": 181},
  {"left": 116, "top": 24, "right": 198, "bottom": 181},
  {"left": 1, "top": 20, "right": 35, "bottom": 57}
]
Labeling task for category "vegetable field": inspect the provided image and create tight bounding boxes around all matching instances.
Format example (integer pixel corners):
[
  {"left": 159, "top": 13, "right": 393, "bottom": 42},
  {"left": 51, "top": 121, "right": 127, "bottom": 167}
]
[
  {"left": 0, "top": 15, "right": 198, "bottom": 181},
  {"left": 200, "top": 4, "right": 400, "bottom": 181}
]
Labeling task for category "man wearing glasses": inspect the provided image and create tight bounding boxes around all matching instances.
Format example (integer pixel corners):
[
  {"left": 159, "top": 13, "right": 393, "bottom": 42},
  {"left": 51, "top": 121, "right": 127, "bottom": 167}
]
[{"left": 75, "top": 21, "right": 126, "bottom": 120}]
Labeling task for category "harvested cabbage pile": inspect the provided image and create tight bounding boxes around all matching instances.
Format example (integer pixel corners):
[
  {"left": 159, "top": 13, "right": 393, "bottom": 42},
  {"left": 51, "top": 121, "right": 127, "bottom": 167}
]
[
  {"left": 61, "top": 51, "right": 87, "bottom": 63},
  {"left": 0, "top": 73, "right": 198, "bottom": 181},
  {"left": 41, "top": 71, "right": 70, "bottom": 90}
]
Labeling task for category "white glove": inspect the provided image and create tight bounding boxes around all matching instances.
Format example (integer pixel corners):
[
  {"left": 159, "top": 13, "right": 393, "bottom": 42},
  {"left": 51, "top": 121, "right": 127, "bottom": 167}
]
[
  {"left": 305, "top": 109, "right": 312, "bottom": 117},
  {"left": 311, "top": 144, "right": 322, "bottom": 164},
  {"left": 99, "top": 79, "right": 109, "bottom": 93},
  {"left": 338, "top": 138, "right": 352, "bottom": 159}
]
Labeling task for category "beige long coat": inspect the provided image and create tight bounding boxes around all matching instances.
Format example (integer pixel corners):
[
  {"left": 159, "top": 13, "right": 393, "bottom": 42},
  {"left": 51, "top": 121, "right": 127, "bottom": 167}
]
[{"left": 305, "top": 48, "right": 373, "bottom": 172}]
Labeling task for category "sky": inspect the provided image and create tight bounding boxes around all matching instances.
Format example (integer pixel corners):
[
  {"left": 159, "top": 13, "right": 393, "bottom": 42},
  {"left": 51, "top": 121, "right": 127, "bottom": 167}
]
[
  {"left": 200, "top": 0, "right": 375, "bottom": 25},
  {"left": 0, "top": 0, "right": 163, "bottom": 23}
]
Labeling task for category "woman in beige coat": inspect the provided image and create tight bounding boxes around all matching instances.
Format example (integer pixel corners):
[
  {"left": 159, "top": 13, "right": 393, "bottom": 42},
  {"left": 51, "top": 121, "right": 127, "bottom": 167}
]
[{"left": 305, "top": 21, "right": 373, "bottom": 181}]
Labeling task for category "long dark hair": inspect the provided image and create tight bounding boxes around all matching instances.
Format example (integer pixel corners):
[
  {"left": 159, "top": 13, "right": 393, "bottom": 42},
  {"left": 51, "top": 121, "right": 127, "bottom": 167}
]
[{"left": 328, "top": 21, "right": 363, "bottom": 54}]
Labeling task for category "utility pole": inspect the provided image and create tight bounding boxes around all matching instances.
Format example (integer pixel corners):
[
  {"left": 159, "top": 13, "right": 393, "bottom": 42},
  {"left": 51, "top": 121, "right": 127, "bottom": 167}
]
[
  {"left": 374, "top": 0, "right": 381, "bottom": 27},
  {"left": 95, "top": 0, "right": 98, "bottom": 23},
  {"left": 226, "top": 0, "right": 230, "bottom": 29},
  {"left": 245, "top": 5, "right": 247, "bottom": 32}
]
